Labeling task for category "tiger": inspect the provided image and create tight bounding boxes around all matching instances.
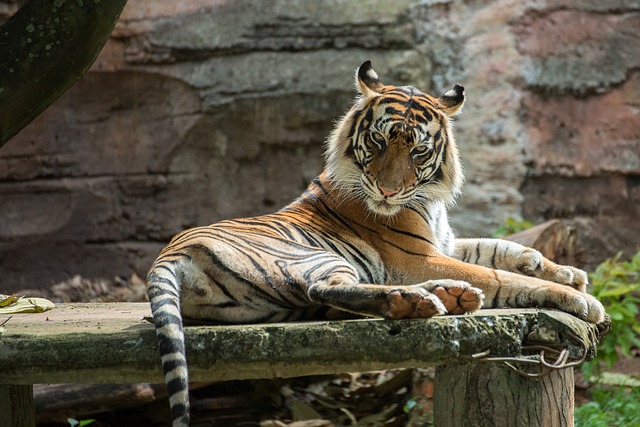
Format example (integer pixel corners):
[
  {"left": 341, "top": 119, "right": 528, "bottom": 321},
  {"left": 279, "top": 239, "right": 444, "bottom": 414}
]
[{"left": 147, "top": 60, "right": 605, "bottom": 427}]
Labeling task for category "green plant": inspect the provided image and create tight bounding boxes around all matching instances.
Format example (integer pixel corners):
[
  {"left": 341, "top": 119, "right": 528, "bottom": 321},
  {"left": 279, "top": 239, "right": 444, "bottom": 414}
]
[
  {"left": 575, "top": 386, "right": 640, "bottom": 427},
  {"left": 67, "top": 418, "right": 96, "bottom": 427},
  {"left": 492, "top": 217, "right": 535, "bottom": 238},
  {"left": 581, "top": 252, "right": 640, "bottom": 379}
]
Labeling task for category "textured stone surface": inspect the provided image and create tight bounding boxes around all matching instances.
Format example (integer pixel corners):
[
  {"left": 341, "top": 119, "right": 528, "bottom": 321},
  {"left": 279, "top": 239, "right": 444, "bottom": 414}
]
[
  {"left": 515, "top": 1, "right": 640, "bottom": 268},
  {"left": 0, "top": 304, "right": 601, "bottom": 384},
  {"left": 0, "top": 0, "right": 638, "bottom": 290}
]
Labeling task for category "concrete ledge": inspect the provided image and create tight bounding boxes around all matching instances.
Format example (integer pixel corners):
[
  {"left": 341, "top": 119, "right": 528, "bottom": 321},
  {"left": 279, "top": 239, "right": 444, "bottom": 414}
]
[{"left": 0, "top": 303, "right": 600, "bottom": 385}]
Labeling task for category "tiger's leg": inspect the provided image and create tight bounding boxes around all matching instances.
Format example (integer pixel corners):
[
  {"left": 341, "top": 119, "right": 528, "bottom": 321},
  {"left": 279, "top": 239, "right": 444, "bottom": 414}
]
[
  {"left": 414, "top": 255, "right": 605, "bottom": 323},
  {"left": 453, "top": 238, "right": 588, "bottom": 292},
  {"left": 307, "top": 271, "right": 484, "bottom": 319}
]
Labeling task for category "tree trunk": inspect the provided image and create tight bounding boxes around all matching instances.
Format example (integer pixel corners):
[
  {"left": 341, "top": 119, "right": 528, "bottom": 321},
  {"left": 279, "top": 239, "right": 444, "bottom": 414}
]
[
  {"left": 433, "top": 363, "right": 574, "bottom": 427},
  {"left": 0, "top": 385, "right": 35, "bottom": 427},
  {"left": 0, "top": 0, "right": 127, "bottom": 146}
]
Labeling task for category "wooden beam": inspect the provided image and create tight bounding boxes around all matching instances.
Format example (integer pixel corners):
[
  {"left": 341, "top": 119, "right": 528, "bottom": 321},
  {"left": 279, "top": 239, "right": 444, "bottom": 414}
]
[
  {"left": 0, "top": 385, "right": 35, "bottom": 427},
  {"left": 0, "top": 303, "right": 601, "bottom": 385}
]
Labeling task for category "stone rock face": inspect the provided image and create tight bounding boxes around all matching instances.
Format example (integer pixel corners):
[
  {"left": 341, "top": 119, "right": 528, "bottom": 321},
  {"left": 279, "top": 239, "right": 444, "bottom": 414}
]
[
  {"left": 0, "top": 0, "right": 638, "bottom": 291},
  {"left": 515, "top": 2, "right": 640, "bottom": 267}
]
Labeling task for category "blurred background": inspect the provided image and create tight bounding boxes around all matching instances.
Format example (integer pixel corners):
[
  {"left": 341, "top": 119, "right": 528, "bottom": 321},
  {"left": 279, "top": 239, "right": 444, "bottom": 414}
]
[{"left": 0, "top": 0, "right": 638, "bottom": 293}]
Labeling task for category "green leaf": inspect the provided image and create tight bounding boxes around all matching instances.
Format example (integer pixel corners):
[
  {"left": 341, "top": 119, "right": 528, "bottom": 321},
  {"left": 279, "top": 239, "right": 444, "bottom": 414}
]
[
  {"left": 599, "top": 285, "right": 640, "bottom": 298},
  {"left": 582, "top": 251, "right": 640, "bottom": 380},
  {"left": 610, "top": 311, "right": 624, "bottom": 321}
]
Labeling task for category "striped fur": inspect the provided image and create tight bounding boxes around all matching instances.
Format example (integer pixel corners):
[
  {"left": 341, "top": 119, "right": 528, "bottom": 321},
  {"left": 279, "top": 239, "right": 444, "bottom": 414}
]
[{"left": 147, "top": 61, "right": 605, "bottom": 426}]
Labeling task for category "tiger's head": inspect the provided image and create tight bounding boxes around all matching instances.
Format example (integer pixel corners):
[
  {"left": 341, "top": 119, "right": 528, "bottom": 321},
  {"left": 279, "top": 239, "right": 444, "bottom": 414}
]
[{"left": 325, "top": 60, "right": 465, "bottom": 217}]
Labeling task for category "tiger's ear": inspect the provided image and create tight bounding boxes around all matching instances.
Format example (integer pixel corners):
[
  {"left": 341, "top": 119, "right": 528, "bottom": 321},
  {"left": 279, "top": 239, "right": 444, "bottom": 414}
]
[
  {"left": 355, "top": 60, "right": 384, "bottom": 97},
  {"left": 437, "top": 84, "right": 465, "bottom": 116}
]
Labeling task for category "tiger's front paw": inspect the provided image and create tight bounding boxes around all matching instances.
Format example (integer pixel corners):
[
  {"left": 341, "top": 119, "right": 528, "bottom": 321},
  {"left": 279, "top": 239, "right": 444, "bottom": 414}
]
[
  {"left": 384, "top": 288, "right": 447, "bottom": 319},
  {"left": 517, "top": 249, "right": 588, "bottom": 292},
  {"left": 428, "top": 280, "right": 484, "bottom": 315},
  {"left": 566, "top": 291, "right": 605, "bottom": 324}
]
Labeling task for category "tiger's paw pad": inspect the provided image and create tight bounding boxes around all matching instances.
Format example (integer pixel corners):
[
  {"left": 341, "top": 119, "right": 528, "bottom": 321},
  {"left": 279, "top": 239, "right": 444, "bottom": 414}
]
[
  {"left": 385, "top": 290, "right": 446, "bottom": 319},
  {"left": 433, "top": 282, "right": 484, "bottom": 315}
]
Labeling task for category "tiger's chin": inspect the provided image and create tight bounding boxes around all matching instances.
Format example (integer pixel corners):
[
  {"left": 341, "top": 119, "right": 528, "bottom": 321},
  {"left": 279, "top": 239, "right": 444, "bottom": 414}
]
[{"left": 366, "top": 198, "right": 403, "bottom": 217}]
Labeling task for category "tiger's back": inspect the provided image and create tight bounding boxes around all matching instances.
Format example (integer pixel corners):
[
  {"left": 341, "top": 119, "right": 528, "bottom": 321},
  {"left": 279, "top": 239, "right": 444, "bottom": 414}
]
[{"left": 147, "top": 61, "right": 605, "bottom": 426}]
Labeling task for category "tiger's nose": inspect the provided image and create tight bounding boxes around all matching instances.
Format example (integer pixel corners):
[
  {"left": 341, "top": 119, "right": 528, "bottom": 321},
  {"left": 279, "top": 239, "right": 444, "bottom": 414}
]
[{"left": 379, "top": 185, "right": 400, "bottom": 197}]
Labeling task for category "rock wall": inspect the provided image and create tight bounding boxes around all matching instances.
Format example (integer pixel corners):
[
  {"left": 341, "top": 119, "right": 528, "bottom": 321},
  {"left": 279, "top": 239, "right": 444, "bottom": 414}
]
[{"left": 0, "top": 0, "right": 638, "bottom": 291}]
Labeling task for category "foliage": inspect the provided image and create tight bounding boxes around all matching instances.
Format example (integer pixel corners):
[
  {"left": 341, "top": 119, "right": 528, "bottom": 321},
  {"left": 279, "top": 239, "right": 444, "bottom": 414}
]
[
  {"left": 67, "top": 418, "right": 96, "bottom": 427},
  {"left": 492, "top": 217, "right": 535, "bottom": 238},
  {"left": 575, "top": 386, "right": 640, "bottom": 427},
  {"left": 581, "top": 252, "right": 640, "bottom": 379}
]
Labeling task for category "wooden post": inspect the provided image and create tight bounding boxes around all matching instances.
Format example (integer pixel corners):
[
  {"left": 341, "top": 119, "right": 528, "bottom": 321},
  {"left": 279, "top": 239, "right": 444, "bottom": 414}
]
[
  {"left": 433, "top": 363, "right": 574, "bottom": 427},
  {"left": 0, "top": 385, "right": 36, "bottom": 427}
]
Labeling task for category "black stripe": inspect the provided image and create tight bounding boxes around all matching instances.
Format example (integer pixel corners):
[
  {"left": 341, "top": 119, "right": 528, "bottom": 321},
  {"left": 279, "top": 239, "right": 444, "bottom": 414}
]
[
  {"left": 154, "top": 310, "right": 182, "bottom": 328},
  {"left": 149, "top": 263, "right": 176, "bottom": 276},
  {"left": 490, "top": 242, "right": 498, "bottom": 268},
  {"left": 202, "top": 269, "right": 239, "bottom": 303},
  {"left": 157, "top": 336, "right": 185, "bottom": 357},
  {"left": 382, "top": 224, "right": 435, "bottom": 246},
  {"left": 210, "top": 301, "right": 240, "bottom": 308},
  {"left": 162, "top": 358, "right": 187, "bottom": 372},
  {"left": 148, "top": 275, "right": 179, "bottom": 289},
  {"left": 315, "top": 196, "right": 361, "bottom": 237},
  {"left": 313, "top": 177, "right": 331, "bottom": 195},
  {"left": 167, "top": 374, "right": 187, "bottom": 395},
  {"left": 170, "top": 403, "right": 188, "bottom": 422},
  {"left": 378, "top": 235, "right": 433, "bottom": 257},
  {"left": 461, "top": 246, "right": 469, "bottom": 263},
  {"left": 384, "top": 106, "right": 405, "bottom": 117}
]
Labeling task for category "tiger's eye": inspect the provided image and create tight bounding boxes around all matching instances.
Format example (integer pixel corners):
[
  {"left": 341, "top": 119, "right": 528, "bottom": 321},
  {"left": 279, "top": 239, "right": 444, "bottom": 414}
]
[
  {"left": 411, "top": 145, "right": 431, "bottom": 158},
  {"left": 368, "top": 131, "right": 387, "bottom": 150}
]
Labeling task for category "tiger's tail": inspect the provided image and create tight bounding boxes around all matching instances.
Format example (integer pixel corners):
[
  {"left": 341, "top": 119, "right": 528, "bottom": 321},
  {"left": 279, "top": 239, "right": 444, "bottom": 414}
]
[{"left": 147, "top": 258, "right": 190, "bottom": 427}]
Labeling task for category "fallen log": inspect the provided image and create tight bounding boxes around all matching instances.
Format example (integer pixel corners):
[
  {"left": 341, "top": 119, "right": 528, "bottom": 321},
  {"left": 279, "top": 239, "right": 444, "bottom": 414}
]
[
  {"left": 505, "top": 219, "right": 579, "bottom": 266},
  {"left": 33, "top": 383, "right": 212, "bottom": 424},
  {"left": 34, "top": 384, "right": 164, "bottom": 424}
]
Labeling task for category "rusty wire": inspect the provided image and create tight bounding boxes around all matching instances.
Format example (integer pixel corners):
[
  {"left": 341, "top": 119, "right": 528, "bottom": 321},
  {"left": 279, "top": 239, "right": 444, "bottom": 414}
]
[{"left": 462, "top": 332, "right": 588, "bottom": 378}]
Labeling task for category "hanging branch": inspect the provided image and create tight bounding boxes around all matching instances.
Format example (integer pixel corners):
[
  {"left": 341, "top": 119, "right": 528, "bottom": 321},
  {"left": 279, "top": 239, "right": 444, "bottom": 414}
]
[{"left": 0, "top": 0, "right": 128, "bottom": 147}]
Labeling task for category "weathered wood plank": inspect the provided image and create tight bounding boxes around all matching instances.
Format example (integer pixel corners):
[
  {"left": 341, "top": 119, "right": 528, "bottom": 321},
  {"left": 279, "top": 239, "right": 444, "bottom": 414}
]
[
  {"left": 434, "top": 363, "right": 574, "bottom": 427},
  {"left": 0, "top": 303, "right": 600, "bottom": 385}
]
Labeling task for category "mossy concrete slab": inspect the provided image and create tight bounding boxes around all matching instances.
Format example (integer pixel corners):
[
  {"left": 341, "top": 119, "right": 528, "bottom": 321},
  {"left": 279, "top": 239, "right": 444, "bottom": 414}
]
[{"left": 0, "top": 303, "right": 602, "bottom": 385}]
